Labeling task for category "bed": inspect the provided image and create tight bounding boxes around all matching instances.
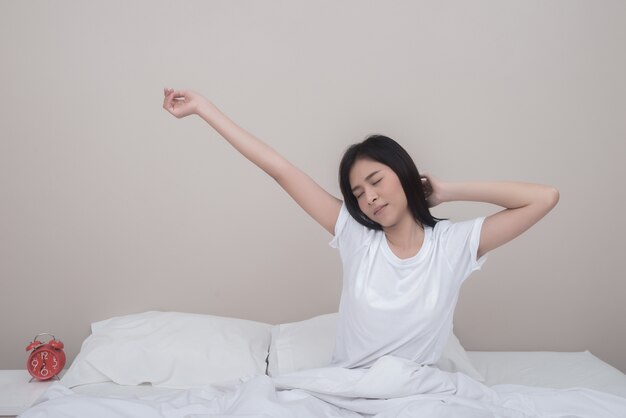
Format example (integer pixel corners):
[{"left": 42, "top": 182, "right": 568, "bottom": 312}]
[{"left": 16, "top": 311, "right": 626, "bottom": 417}]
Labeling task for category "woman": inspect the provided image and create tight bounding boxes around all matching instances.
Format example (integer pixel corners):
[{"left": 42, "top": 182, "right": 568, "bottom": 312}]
[{"left": 162, "top": 88, "right": 559, "bottom": 371}]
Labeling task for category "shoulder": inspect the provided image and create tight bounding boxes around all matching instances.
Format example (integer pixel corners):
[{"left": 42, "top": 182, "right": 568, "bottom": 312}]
[
  {"left": 431, "top": 217, "right": 486, "bottom": 245},
  {"left": 330, "top": 202, "right": 379, "bottom": 251},
  {"left": 431, "top": 217, "right": 488, "bottom": 276}
]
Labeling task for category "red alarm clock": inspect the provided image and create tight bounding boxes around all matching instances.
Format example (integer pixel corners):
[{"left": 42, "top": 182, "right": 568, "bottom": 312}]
[{"left": 25, "top": 333, "right": 66, "bottom": 381}]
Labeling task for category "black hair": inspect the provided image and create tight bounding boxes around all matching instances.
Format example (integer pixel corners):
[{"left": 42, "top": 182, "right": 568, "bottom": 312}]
[{"left": 339, "top": 134, "right": 442, "bottom": 230}]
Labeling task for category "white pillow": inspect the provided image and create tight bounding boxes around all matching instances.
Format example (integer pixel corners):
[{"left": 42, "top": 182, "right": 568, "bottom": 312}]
[
  {"left": 61, "top": 311, "right": 272, "bottom": 389},
  {"left": 268, "top": 313, "right": 485, "bottom": 382}
]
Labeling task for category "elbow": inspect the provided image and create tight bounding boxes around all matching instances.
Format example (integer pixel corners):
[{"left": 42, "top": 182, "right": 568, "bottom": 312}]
[{"left": 544, "top": 186, "right": 560, "bottom": 210}]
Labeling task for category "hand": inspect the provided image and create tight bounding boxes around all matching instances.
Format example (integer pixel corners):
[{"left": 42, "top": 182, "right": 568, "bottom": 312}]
[
  {"left": 162, "top": 88, "right": 207, "bottom": 119},
  {"left": 420, "top": 172, "right": 445, "bottom": 208}
]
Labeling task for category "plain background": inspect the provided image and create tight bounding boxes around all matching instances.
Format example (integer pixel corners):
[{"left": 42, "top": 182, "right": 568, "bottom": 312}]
[{"left": 1, "top": 1, "right": 625, "bottom": 373}]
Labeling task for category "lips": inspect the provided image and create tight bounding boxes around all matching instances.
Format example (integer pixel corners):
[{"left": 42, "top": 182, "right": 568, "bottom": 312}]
[{"left": 373, "top": 204, "right": 387, "bottom": 216}]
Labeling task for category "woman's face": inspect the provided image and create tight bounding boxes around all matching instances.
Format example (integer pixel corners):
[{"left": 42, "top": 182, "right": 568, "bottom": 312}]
[{"left": 349, "top": 158, "right": 410, "bottom": 228}]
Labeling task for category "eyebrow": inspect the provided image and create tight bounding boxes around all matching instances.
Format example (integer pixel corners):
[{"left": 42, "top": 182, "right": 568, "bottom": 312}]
[{"left": 351, "top": 170, "right": 381, "bottom": 192}]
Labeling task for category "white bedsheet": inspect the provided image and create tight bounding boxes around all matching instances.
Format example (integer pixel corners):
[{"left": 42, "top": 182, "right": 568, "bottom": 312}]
[
  {"left": 19, "top": 355, "right": 626, "bottom": 418},
  {"left": 468, "top": 350, "right": 626, "bottom": 399}
]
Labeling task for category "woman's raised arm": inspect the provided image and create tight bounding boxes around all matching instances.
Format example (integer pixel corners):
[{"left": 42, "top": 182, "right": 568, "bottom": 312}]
[
  {"left": 422, "top": 173, "right": 559, "bottom": 258},
  {"left": 163, "top": 88, "right": 341, "bottom": 235}
]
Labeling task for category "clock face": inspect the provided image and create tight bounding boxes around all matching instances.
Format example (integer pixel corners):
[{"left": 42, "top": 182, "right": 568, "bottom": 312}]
[{"left": 27, "top": 348, "right": 64, "bottom": 380}]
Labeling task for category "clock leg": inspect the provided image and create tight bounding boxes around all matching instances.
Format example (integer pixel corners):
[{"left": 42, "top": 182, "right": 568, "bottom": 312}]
[{"left": 28, "top": 375, "right": 60, "bottom": 383}]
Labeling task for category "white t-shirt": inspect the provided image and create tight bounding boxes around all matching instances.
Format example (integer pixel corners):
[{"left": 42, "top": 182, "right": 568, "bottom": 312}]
[{"left": 329, "top": 203, "right": 487, "bottom": 369}]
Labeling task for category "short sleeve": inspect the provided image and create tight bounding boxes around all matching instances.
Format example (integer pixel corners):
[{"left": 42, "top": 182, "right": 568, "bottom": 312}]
[
  {"left": 329, "top": 203, "right": 351, "bottom": 249},
  {"left": 328, "top": 202, "right": 374, "bottom": 256},
  {"left": 439, "top": 217, "right": 488, "bottom": 283}
]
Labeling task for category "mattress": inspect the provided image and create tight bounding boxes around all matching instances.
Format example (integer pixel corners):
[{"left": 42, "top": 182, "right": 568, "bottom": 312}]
[{"left": 468, "top": 350, "right": 626, "bottom": 398}]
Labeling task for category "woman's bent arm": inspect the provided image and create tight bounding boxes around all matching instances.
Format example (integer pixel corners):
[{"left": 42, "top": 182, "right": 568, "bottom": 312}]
[
  {"left": 428, "top": 178, "right": 559, "bottom": 258},
  {"left": 163, "top": 89, "right": 341, "bottom": 235}
]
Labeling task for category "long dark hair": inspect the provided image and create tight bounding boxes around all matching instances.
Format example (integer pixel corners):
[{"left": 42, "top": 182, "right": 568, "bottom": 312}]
[{"left": 339, "top": 134, "right": 442, "bottom": 230}]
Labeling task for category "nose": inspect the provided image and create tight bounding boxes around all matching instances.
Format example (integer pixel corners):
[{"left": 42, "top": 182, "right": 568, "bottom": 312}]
[{"left": 366, "top": 191, "right": 378, "bottom": 206}]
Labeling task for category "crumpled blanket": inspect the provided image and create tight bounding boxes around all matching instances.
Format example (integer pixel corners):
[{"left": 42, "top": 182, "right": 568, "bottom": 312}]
[{"left": 19, "top": 355, "right": 626, "bottom": 418}]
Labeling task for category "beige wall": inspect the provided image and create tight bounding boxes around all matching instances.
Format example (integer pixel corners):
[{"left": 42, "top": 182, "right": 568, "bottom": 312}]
[{"left": 1, "top": 1, "right": 625, "bottom": 373}]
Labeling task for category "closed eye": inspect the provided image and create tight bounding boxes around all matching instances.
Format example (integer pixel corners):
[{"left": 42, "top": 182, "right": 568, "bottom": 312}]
[{"left": 354, "top": 178, "right": 382, "bottom": 199}]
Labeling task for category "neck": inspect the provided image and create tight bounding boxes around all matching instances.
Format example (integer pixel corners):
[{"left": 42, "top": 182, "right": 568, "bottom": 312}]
[{"left": 383, "top": 215, "right": 424, "bottom": 252}]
